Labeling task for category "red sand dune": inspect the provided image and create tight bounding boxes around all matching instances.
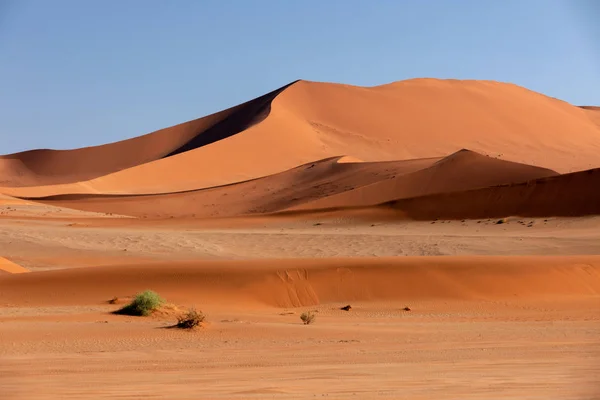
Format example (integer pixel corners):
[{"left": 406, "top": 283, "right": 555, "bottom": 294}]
[
  {"left": 16, "top": 156, "right": 438, "bottom": 218},
  {"left": 0, "top": 257, "right": 598, "bottom": 308},
  {"left": 0, "top": 81, "right": 297, "bottom": 188},
  {"left": 382, "top": 167, "right": 600, "bottom": 220},
  {"left": 292, "top": 149, "right": 558, "bottom": 210},
  {"left": 18, "top": 150, "right": 560, "bottom": 219},
  {"left": 3, "top": 79, "right": 600, "bottom": 198},
  {"left": 2, "top": 79, "right": 600, "bottom": 221}
]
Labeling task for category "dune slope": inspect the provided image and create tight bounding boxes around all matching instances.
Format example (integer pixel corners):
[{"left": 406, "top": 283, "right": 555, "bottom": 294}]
[
  {"left": 383, "top": 167, "right": 600, "bottom": 220},
  {"left": 20, "top": 156, "right": 441, "bottom": 218},
  {"left": 0, "top": 257, "right": 598, "bottom": 307},
  {"left": 3, "top": 79, "right": 600, "bottom": 197},
  {"left": 293, "top": 149, "right": 558, "bottom": 210},
  {"left": 0, "top": 82, "right": 296, "bottom": 187},
  {"left": 19, "top": 150, "right": 561, "bottom": 219}
]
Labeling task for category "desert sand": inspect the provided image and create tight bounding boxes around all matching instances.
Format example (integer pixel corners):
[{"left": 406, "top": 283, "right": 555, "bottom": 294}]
[{"left": 1, "top": 79, "right": 599, "bottom": 399}]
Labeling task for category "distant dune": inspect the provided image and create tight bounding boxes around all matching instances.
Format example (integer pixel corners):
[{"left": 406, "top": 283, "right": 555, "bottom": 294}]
[
  {"left": 2, "top": 78, "right": 600, "bottom": 220},
  {"left": 293, "top": 149, "right": 558, "bottom": 210},
  {"left": 24, "top": 149, "right": 563, "bottom": 219},
  {"left": 384, "top": 167, "right": 600, "bottom": 220}
]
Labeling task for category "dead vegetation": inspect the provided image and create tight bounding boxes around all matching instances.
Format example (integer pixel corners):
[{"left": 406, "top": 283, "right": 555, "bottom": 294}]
[
  {"left": 300, "top": 311, "right": 316, "bottom": 325},
  {"left": 175, "top": 308, "right": 205, "bottom": 329}
]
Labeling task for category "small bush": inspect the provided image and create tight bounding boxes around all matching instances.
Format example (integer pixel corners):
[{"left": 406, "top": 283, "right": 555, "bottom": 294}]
[
  {"left": 115, "top": 290, "right": 165, "bottom": 316},
  {"left": 300, "top": 311, "right": 316, "bottom": 325},
  {"left": 176, "top": 308, "right": 205, "bottom": 329}
]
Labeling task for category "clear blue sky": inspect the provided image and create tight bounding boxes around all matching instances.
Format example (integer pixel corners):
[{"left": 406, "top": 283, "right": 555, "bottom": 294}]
[{"left": 1, "top": 0, "right": 598, "bottom": 153}]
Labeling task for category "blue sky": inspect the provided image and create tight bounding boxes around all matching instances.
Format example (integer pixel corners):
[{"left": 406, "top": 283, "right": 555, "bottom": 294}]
[{"left": 0, "top": 0, "right": 598, "bottom": 153}]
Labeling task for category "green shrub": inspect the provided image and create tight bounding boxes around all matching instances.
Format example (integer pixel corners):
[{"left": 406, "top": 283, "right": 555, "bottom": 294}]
[
  {"left": 115, "top": 290, "right": 165, "bottom": 316},
  {"left": 176, "top": 308, "right": 205, "bottom": 329},
  {"left": 300, "top": 311, "right": 316, "bottom": 325}
]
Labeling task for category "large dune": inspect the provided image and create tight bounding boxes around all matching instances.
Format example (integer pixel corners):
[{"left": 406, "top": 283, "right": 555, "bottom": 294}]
[
  {"left": 0, "top": 82, "right": 296, "bottom": 188},
  {"left": 2, "top": 78, "right": 600, "bottom": 221},
  {"left": 3, "top": 79, "right": 600, "bottom": 199}
]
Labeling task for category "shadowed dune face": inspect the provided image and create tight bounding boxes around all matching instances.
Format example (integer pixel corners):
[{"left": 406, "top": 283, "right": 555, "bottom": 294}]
[{"left": 385, "top": 168, "right": 600, "bottom": 220}]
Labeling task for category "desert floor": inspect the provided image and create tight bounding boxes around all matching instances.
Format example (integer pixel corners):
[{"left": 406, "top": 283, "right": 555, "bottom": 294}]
[{"left": 1, "top": 212, "right": 599, "bottom": 399}]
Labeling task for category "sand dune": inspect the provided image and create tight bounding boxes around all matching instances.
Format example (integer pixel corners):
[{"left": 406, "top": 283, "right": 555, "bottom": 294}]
[
  {"left": 0, "top": 82, "right": 296, "bottom": 188},
  {"left": 1, "top": 256, "right": 598, "bottom": 308},
  {"left": 293, "top": 149, "right": 558, "bottom": 210},
  {"left": 17, "top": 156, "right": 441, "bottom": 218},
  {"left": 15, "top": 150, "right": 562, "bottom": 219},
  {"left": 3, "top": 79, "right": 600, "bottom": 199},
  {"left": 383, "top": 167, "right": 600, "bottom": 220}
]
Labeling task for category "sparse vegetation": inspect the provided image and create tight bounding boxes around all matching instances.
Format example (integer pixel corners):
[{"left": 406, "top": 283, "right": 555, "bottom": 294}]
[
  {"left": 114, "top": 290, "right": 165, "bottom": 316},
  {"left": 176, "top": 308, "right": 205, "bottom": 329},
  {"left": 300, "top": 311, "right": 316, "bottom": 325}
]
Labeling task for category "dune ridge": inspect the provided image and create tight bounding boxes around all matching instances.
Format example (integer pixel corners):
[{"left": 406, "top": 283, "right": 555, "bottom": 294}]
[
  {"left": 1, "top": 257, "right": 598, "bottom": 307},
  {"left": 14, "top": 149, "right": 566, "bottom": 219},
  {"left": 12, "top": 156, "right": 440, "bottom": 218}
]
